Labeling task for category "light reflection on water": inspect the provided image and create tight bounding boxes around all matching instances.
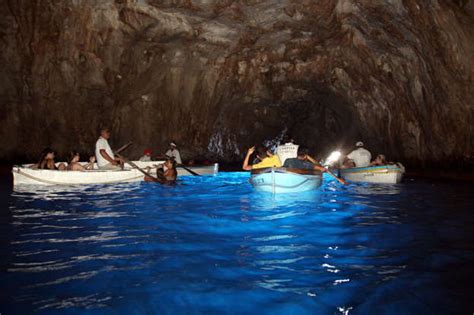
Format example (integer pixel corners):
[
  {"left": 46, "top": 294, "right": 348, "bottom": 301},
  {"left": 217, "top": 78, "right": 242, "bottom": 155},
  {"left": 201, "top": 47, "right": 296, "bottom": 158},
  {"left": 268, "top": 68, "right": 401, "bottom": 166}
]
[{"left": 0, "top": 172, "right": 473, "bottom": 314}]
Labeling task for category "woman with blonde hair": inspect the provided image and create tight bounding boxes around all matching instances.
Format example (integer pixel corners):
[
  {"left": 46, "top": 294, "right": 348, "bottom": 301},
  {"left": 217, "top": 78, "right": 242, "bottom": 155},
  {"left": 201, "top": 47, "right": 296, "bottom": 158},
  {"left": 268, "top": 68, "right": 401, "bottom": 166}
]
[{"left": 370, "top": 154, "right": 387, "bottom": 166}]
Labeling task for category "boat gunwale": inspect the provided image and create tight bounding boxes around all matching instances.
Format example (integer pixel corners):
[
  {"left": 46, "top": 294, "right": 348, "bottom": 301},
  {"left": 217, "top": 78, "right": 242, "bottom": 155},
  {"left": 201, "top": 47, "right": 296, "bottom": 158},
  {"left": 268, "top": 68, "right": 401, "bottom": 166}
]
[
  {"left": 13, "top": 163, "right": 217, "bottom": 174},
  {"left": 250, "top": 167, "right": 323, "bottom": 176},
  {"left": 12, "top": 162, "right": 219, "bottom": 186},
  {"left": 249, "top": 167, "right": 323, "bottom": 193},
  {"left": 13, "top": 166, "right": 136, "bottom": 173},
  {"left": 339, "top": 165, "right": 404, "bottom": 174}
]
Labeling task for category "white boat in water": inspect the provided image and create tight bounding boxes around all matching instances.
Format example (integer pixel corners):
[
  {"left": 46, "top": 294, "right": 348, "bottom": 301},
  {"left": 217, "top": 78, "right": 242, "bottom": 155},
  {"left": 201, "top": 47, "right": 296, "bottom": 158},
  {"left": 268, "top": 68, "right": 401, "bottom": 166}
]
[
  {"left": 249, "top": 167, "right": 323, "bottom": 194},
  {"left": 12, "top": 161, "right": 218, "bottom": 186},
  {"left": 338, "top": 164, "right": 404, "bottom": 184}
]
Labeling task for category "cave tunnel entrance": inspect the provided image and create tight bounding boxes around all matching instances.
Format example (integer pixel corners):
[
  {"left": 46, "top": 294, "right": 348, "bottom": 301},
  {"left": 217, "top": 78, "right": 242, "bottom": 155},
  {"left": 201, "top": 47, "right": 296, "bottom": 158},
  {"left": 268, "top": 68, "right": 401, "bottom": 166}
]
[
  {"left": 218, "top": 89, "right": 364, "bottom": 162},
  {"left": 281, "top": 90, "right": 361, "bottom": 159}
]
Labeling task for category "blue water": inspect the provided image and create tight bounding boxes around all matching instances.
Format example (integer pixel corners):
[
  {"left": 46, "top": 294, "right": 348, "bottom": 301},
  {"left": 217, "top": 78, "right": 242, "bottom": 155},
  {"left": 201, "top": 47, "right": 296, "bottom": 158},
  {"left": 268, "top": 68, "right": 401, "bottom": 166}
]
[{"left": 0, "top": 172, "right": 473, "bottom": 314}]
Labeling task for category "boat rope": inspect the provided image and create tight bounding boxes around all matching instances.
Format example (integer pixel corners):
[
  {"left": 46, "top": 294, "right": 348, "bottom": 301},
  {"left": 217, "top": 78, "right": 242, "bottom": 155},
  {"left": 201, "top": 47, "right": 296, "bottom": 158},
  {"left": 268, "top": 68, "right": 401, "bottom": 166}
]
[
  {"left": 272, "top": 169, "right": 275, "bottom": 194},
  {"left": 14, "top": 168, "right": 145, "bottom": 185}
]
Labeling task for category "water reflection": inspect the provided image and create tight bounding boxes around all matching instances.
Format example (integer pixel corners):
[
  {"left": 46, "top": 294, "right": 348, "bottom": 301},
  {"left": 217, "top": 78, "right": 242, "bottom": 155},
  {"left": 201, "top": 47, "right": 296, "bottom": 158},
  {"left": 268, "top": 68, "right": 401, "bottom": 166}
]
[
  {"left": 13, "top": 182, "right": 141, "bottom": 200},
  {"left": 348, "top": 183, "right": 402, "bottom": 195},
  {"left": 1, "top": 173, "right": 473, "bottom": 314}
]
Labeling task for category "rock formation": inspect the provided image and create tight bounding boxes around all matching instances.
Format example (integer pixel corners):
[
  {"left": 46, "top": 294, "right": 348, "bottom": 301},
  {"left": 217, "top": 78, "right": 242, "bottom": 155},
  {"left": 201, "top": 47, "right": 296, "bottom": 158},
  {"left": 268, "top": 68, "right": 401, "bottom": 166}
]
[{"left": 0, "top": 0, "right": 473, "bottom": 168}]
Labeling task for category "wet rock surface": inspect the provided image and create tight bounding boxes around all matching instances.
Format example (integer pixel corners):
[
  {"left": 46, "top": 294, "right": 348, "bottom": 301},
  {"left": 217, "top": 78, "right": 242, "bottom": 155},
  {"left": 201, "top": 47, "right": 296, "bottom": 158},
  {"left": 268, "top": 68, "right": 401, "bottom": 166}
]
[{"left": 0, "top": 0, "right": 473, "bottom": 167}]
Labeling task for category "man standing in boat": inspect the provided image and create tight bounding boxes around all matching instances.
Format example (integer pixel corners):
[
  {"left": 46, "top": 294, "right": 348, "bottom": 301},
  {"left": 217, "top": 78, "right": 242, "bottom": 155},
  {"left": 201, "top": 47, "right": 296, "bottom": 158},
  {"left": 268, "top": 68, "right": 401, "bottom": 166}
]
[
  {"left": 95, "top": 127, "right": 123, "bottom": 170},
  {"left": 276, "top": 135, "right": 299, "bottom": 165}
]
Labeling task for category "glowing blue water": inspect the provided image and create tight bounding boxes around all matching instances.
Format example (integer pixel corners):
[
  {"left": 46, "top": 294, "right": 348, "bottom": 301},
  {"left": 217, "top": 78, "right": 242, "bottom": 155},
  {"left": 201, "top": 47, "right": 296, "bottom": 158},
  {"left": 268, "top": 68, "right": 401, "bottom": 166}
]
[{"left": 0, "top": 172, "right": 473, "bottom": 314}]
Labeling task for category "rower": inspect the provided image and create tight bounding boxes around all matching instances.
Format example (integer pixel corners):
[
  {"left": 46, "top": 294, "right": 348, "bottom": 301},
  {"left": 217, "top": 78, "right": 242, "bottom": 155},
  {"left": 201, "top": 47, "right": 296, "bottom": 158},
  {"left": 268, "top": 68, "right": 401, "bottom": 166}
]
[
  {"left": 283, "top": 146, "right": 326, "bottom": 172},
  {"left": 346, "top": 141, "right": 372, "bottom": 168},
  {"left": 95, "top": 127, "right": 123, "bottom": 170},
  {"left": 165, "top": 141, "right": 182, "bottom": 164}
]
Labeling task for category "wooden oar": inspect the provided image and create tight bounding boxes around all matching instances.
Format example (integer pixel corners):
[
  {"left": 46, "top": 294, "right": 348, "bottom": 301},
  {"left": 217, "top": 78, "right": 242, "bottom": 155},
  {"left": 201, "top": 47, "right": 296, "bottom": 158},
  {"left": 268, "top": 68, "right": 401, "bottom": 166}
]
[
  {"left": 116, "top": 153, "right": 167, "bottom": 184},
  {"left": 177, "top": 164, "right": 200, "bottom": 176},
  {"left": 157, "top": 153, "right": 200, "bottom": 176},
  {"left": 114, "top": 141, "right": 133, "bottom": 155},
  {"left": 325, "top": 168, "right": 348, "bottom": 185},
  {"left": 307, "top": 155, "right": 348, "bottom": 185}
]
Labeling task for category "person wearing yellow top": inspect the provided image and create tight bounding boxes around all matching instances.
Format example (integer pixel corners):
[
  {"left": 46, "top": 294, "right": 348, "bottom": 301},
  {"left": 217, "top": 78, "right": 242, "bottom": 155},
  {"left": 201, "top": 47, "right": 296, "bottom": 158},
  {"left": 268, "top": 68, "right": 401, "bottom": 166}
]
[{"left": 242, "top": 146, "right": 282, "bottom": 170}]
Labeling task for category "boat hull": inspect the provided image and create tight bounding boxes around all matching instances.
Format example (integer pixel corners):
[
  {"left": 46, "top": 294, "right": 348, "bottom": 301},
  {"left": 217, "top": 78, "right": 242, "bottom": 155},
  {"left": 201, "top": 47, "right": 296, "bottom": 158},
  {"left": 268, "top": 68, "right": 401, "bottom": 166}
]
[
  {"left": 250, "top": 168, "right": 322, "bottom": 194},
  {"left": 339, "top": 165, "right": 404, "bottom": 184},
  {"left": 12, "top": 162, "right": 218, "bottom": 186}
]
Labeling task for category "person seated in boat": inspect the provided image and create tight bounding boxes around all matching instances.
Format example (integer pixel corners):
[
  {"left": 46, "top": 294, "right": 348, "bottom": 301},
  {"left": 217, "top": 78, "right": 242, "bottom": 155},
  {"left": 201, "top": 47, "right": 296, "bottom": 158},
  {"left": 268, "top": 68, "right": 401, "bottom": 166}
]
[
  {"left": 145, "top": 157, "right": 177, "bottom": 183},
  {"left": 67, "top": 151, "right": 96, "bottom": 171},
  {"left": 283, "top": 146, "right": 326, "bottom": 172},
  {"left": 165, "top": 141, "right": 182, "bottom": 164},
  {"left": 139, "top": 149, "right": 152, "bottom": 161},
  {"left": 346, "top": 141, "right": 372, "bottom": 168},
  {"left": 242, "top": 146, "right": 282, "bottom": 170},
  {"left": 276, "top": 135, "right": 299, "bottom": 165},
  {"left": 34, "top": 147, "right": 66, "bottom": 170},
  {"left": 370, "top": 154, "right": 387, "bottom": 166},
  {"left": 341, "top": 156, "right": 356, "bottom": 168},
  {"left": 95, "top": 127, "right": 123, "bottom": 170}
]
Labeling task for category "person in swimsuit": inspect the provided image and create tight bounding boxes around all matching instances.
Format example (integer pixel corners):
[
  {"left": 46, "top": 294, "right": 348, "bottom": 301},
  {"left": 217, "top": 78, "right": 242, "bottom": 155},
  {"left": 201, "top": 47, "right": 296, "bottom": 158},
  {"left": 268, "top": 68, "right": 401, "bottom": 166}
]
[
  {"left": 35, "top": 148, "right": 66, "bottom": 170},
  {"left": 67, "top": 151, "right": 96, "bottom": 171},
  {"left": 144, "top": 158, "right": 177, "bottom": 184}
]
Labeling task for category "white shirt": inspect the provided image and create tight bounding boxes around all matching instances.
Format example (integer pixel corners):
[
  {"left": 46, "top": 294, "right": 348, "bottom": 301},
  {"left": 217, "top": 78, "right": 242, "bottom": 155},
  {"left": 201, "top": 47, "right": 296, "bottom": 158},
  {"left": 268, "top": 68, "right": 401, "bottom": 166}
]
[
  {"left": 347, "top": 147, "right": 372, "bottom": 167},
  {"left": 276, "top": 143, "right": 299, "bottom": 164},
  {"left": 139, "top": 155, "right": 151, "bottom": 162},
  {"left": 165, "top": 148, "right": 182, "bottom": 164},
  {"left": 95, "top": 137, "right": 115, "bottom": 168}
]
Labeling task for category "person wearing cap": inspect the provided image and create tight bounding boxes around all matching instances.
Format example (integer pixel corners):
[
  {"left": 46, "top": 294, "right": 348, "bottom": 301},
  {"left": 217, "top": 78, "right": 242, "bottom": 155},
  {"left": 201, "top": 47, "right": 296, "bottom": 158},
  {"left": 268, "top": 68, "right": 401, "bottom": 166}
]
[
  {"left": 346, "top": 141, "right": 372, "bottom": 168},
  {"left": 139, "top": 149, "right": 152, "bottom": 161},
  {"left": 276, "top": 135, "right": 299, "bottom": 165},
  {"left": 165, "top": 141, "right": 182, "bottom": 164}
]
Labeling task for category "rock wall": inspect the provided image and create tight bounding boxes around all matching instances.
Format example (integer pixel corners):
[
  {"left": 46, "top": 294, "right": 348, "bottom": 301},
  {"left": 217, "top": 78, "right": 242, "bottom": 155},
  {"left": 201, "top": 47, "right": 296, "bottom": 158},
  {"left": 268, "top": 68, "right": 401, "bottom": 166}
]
[{"left": 0, "top": 0, "right": 473, "bottom": 167}]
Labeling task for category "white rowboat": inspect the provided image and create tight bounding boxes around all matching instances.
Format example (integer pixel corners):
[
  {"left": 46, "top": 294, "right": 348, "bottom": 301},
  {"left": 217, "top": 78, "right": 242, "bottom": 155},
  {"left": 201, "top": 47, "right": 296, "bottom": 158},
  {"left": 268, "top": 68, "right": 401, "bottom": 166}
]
[
  {"left": 12, "top": 161, "right": 218, "bottom": 186},
  {"left": 249, "top": 167, "right": 323, "bottom": 194},
  {"left": 338, "top": 164, "right": 404, "bottom": 184}
]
